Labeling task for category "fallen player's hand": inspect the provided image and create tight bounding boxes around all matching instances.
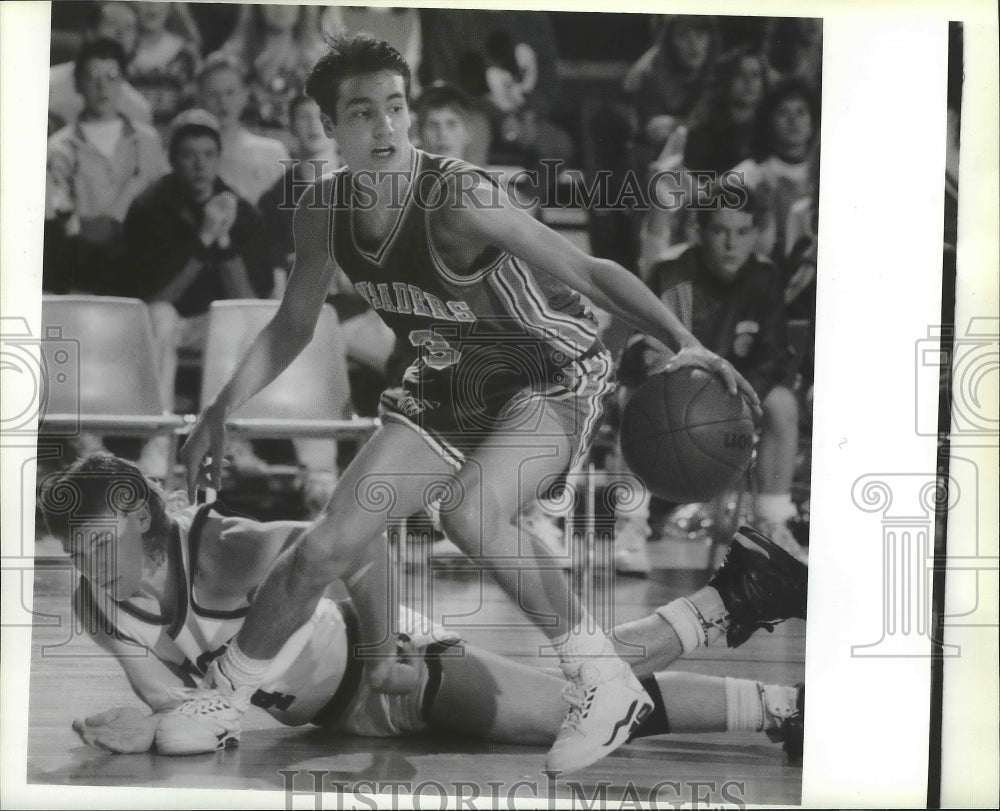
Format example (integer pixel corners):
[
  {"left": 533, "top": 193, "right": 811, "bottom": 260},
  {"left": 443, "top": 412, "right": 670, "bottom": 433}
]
[
  {"left": 366, "top": 639, "right": 421, "bottom": 695},
  {"left": 72, "top": 706, "right": 158, "bottom": 754},
  {"left": 662, "top": 345, "right": 762, "bottom": 416}
]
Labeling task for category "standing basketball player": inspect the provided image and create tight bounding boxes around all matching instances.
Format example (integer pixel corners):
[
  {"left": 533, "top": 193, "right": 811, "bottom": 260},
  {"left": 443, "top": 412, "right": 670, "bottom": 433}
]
[{"left": 179, "top": 33, "right": 761, "bottom": 773}]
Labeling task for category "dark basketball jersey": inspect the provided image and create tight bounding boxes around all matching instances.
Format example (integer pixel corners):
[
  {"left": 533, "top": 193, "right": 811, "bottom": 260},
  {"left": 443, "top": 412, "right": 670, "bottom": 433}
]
[{"left": 327, "top": 150, "right": 601, "bottom": 405}]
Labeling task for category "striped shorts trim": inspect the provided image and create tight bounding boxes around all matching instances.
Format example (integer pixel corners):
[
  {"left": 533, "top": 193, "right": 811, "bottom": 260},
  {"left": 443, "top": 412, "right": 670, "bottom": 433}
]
[{"left": 379, "top": 348, "right": 616, "bottom": 473}]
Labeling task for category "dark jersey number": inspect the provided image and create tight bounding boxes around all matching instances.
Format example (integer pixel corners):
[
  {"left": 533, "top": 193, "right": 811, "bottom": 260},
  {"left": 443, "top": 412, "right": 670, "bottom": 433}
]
[{"left": 409, "top": 329, "right": 461, "bottom": 370}]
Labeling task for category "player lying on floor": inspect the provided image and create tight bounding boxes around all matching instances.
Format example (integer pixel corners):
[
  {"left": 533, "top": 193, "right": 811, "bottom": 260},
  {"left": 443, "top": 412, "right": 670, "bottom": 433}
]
[{"left": 40, "top": 453, "right": 807, "bottom": 763}]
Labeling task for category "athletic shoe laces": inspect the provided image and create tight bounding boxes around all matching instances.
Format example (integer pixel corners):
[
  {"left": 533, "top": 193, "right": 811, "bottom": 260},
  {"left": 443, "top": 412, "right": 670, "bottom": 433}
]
[
  {"left": 175, "top": 692, "right": 236, "bottom": 717},
  {"left": 559, "top": 680, "right": 596, "bottom": 733}
]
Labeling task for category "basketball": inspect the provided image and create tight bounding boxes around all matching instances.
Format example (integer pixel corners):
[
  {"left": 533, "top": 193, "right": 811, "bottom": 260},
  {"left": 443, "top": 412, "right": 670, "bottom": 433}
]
[{"left": 620, "top": 368, "right": 755, "bottom": 503}]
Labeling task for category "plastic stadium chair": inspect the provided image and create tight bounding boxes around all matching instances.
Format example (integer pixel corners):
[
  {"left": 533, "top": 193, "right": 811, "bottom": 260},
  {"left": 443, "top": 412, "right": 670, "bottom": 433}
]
[
  {"left": 199, "top": 300, "right": 378, "bottom": 441},
  {"left": 39, "top": 295, "right": 186, "bottom": 484}
]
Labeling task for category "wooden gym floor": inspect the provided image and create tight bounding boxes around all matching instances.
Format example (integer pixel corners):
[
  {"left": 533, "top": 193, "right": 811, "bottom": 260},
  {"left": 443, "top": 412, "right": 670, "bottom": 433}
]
[{"left": 24, "top": 534, "right": 805, "bottom": 806}]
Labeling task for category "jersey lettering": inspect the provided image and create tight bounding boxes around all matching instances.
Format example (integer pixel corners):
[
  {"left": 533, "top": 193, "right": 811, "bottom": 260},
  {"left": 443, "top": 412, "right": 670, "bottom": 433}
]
[
  {"left": 424, "top": 292, "right": 453, "bottom": 321},
  {"left": 332, "top": 152, "right": 593, "bottom": 362},
  {"left": 355, "top": 280, "right": 476, "bottom": 325},
  {"left": 376, "top": 283, "right": 398, "bottom": 313},
  {"left": 393, "top": 282, "right": 412, "bottom": 314},
  {"left": 446, "top": 301, "right": 476, "bottom": 323},
  {"left": 409, "top": 285, "right": 432, "bottom": 318}
]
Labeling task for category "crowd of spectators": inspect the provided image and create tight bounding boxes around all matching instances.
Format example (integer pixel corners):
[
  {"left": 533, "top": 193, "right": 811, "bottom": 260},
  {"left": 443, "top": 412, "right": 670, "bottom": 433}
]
[{"left": 44, "top": 4, "right": 820, "bottom": 555}]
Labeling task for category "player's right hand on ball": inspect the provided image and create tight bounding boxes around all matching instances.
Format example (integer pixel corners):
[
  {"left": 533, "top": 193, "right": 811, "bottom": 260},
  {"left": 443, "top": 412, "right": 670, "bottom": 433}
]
[
  {"left": 180, "top": 404, "right": 227, "bottom": 501},
  {"left": 72, "top": 706, "right": 158, "bottom": 754},
  {"left": 663, "top": 345, "right": 762, "bottom": 416}
]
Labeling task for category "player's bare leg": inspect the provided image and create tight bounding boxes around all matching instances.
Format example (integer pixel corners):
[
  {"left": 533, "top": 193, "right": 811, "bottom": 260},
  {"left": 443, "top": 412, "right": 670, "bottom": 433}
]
[
  {"left": 435, "top": 404, "right": 653, "bottom": 773},
  {"left": 422, "top": 518, "right": 808, "bottom": 757},
  {"left": 426, "top": 647, "right": 804, "bottom": 762},
  {"left": 155, "top": 423, "right": 454, "bottom": 755}
]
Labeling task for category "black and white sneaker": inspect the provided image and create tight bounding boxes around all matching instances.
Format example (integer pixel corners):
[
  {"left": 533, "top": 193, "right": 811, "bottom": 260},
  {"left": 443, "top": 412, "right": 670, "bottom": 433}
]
[
  {"left": 545, "top": 658, "right": 653, "bottom": 774},
  {"left": 708, "top": 525, "right": 808, "bottom": 647}
]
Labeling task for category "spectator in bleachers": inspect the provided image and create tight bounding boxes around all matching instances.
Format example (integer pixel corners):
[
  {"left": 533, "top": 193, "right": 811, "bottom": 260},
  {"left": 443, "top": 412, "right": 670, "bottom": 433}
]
[
  {"left": 45, "top": 38, "right": 168, "bottom": 295},
  {"left": 624, "top": 15, "right": 719, "bottom": 166},
  {"left": 418, "top": 10, "right": 572, "bottom": 169},
  {"left": 764, "top": 18, "right": 823, "bottom": 89},
  {"left": 184, "top": 3, "right": 242, "bottom": 57},
  {"left": 685, "top": 48, "right": 769, "bottom": 175},
  {"left": 483, "top": 18, "right": 575, "bottom": 168},
  {"left": 128, "top": 2, "right": 202, "bottom": 128},
  {"left": 639, "top": 48, "right": 770, "bottom": 273},
  {"left": 414, "top": 82, "right": 477, "bottom": 160},
  {"left": 222, "top": 4, "right": 325, "bottom": 144},
  {"left": 49, "top": 1, "right": 152, "bottom": 134},
  {"left": 122, "top": 109, "right": 272, "bottom": 414},
  {"left": 636, "top": 189, "right": 806, "bottom": 561},
  {"left": 258, "top": 94, "right": 341, "bottom": 284},
  {"left": 417, "top": 79, "right": 493, "bottom": 165},
  {"left": 781, "top": 144, "right": 820, "bottom": 306},
  {"left": 731, "top": 78, "right": 819, "bottom": 259},
  {"left": 197, "top": 51, "right": 290, "bottom": 204},
  {"left": 778, "top": 146, "right": 820, "bottom": 410}
]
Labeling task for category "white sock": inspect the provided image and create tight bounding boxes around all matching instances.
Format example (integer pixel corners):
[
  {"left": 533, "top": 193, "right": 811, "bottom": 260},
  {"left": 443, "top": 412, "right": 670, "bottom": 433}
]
[
  {"left": 553, "top": 615, "right": 616, "bottom": 664},
  {"left": 760, "top": 684, "right": 799, "bottom": 731},
  {"left": 724, "top": 677, "right": 765, "bottom": 732},
  {"left": 723, "top": 679, "right": 798, "bottom": 733},
  {"left": 218, "top": 640, "right": 270, "bottom": 690},
  {"left": 655, "top": 587, "right": 728, "bottom": 654},
  {"left": 755, "top": 493, "right": 796, "bottom": 524}
]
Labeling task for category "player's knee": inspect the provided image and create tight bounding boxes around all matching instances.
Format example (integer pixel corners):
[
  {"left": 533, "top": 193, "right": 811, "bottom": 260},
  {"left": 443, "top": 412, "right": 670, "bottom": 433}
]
[{"left": 762, "top": 386, "right": 798, "bottom": 432}]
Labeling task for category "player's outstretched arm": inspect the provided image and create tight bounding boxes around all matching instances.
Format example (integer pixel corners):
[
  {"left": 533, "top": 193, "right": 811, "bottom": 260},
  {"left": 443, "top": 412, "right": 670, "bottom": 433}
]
[
  {"left": 70, "top": 589, "right": 202, "bottom": 752},
  {"left": 438, "top": 177, "right": 761, "bottom": 411},
  {"left": 180, "top": 188, "right": 336, "bottom": 498}
]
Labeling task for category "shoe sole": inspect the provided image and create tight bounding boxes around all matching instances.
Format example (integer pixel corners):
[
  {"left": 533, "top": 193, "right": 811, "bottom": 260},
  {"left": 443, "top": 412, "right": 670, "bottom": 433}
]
[
  {"left": 735, "top": 525, "right": 808, "bottom": 618},
  {"left": 155, "top": 726, "right": 240, "bottom": 756},
  {"left": 546, "top": 693, "right": 653, "bottom": 774},
  {"left": 155, "top": 711, "right": 241, "bottom": 756}
]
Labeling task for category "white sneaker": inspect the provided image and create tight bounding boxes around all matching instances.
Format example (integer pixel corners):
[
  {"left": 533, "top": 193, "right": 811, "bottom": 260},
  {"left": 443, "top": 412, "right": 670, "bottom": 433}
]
[
  {"left": 154, "top": 689, "right": 242, "bottom": 755},
  {"left": 545, "top": 658, "right": 653, "bottom": 774},
  {"left": 154, "top": 658, "right": 258, "bottom": 755}
]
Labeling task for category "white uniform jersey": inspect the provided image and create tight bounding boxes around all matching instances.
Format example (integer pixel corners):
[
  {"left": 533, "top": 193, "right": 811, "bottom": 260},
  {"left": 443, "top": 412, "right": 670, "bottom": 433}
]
[{"left": 76, "top": 504, "right": 357, "bottom": 726}]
